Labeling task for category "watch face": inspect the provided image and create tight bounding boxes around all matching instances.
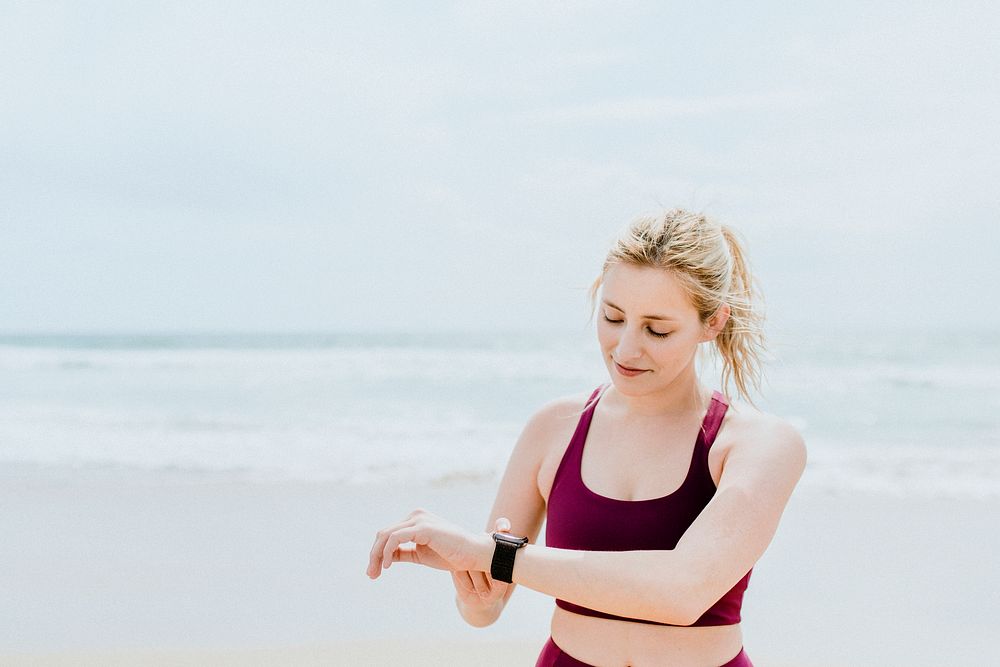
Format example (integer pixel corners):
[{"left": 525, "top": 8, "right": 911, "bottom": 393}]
[{"left": 494, "top": 533, "right": 528, "bottom": 546}]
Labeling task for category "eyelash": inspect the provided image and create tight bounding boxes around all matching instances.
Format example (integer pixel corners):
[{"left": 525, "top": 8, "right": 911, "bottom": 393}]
[{"left": 602, "top": 314, "right": 670, "bottom": 338}]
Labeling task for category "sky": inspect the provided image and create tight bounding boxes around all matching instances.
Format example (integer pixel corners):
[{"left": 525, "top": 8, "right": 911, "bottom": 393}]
[{"left": 1, "top": 1, "right": 998, "bottom": 335}]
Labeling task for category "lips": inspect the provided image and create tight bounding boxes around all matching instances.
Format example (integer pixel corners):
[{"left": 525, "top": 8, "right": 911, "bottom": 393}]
[
  {"left": 617, "top": 362, "right": 645, "bottom": 371},
  {"left": 614, "top": 360, "right": 649, "bottom": 375}
]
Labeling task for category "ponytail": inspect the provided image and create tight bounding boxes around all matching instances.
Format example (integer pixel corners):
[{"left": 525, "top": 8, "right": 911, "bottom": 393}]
[{"left": 714, "top": 225, "right": 765, "bottom": 405}]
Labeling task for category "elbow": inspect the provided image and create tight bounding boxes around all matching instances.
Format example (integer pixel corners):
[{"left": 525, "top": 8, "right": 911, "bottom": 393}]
[
  {"left": 671, "top": 602, "right": 707, "bottom": 627},
  {"left": 461, "top": 614, "right": 498, "bottom": 628},
  {"left": 455, "top": 597, "right": 503, "bottom": 628},
  {"left": 647, "top": 604, "right": 702, "bottom": 627},
  {"left": 647, "top": 581, "right": 709, "bottom": 627}
]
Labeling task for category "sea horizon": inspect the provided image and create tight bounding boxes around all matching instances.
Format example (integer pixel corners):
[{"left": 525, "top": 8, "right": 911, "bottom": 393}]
[{"left": 1, "top": 328, "right": 997, "bottom": 498}]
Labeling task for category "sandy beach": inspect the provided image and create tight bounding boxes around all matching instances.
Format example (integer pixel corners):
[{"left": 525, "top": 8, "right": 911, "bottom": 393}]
[{"left": 1, "top": 466, "right": 995, "bottom": 666}]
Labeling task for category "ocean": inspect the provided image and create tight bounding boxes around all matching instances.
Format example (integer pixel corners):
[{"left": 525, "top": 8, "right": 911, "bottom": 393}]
[{"left": 1, "top": 329, "right": 997, "bottom": 498}]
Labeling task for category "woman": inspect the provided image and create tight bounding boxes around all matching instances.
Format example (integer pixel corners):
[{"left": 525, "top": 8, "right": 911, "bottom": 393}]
[{"left": 367, "top": 209, "right": 807, "bottom": 666}]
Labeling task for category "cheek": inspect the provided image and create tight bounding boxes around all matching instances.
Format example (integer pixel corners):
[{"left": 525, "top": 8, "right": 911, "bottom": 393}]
[
  {"left": 596, "top": 321, "right": 616, "bottom": 349},
  {"left": 652, "top": 337, "right": 696, "bottom": 366}
]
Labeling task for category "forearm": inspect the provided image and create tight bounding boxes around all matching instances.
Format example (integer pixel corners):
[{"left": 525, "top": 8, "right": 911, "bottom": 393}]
[{"left": 480, "top": 544, "right": 698, "bottom": 626}]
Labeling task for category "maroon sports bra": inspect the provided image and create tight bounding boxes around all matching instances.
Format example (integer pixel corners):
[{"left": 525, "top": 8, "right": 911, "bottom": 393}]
[{"left": 545, "top": 384, "right": 751, "bottom": 626}]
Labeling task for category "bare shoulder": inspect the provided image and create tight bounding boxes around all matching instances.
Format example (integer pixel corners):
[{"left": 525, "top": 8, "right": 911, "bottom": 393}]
[
  {"left": 504, "top": 389, "right": 595, "bottom": 469},
  {"left": 522, "top": 389, "right": 593, "bottom": 459},
  {"left": 484, "top": 390, "right": 598, "bottom": 546},
  {"left": 717, "top": 403, "right": 808, "bottom": 479},
  {"left": 528, "top": 390, "right": 595, "bottom": 433},
  {"left": 523, "top": 389, "right": 596, "bottom": 502}
]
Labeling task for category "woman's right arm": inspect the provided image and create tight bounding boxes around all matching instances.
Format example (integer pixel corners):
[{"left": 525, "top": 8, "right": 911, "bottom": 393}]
[{"left": 454, "top": 397, "right": 579, "bottom": 627}]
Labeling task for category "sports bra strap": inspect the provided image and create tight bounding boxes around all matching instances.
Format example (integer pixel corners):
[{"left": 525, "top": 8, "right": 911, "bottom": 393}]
[{"left": 701, "top": 390, "right": 729, "bottom": 448}]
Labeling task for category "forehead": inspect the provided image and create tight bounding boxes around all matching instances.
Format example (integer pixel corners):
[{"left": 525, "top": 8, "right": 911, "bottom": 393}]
[{"left": 601, "top": 264, "right": 696, "bottom": 317}]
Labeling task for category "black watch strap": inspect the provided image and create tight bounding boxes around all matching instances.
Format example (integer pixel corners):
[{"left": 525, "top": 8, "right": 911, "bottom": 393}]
[{"left": 490, "top": 532, "right": 528, "bottom": 583}]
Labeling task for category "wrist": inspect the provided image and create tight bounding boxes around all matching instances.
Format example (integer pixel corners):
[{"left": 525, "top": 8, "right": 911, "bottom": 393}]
[
  {"left": 509, "top": 543, "right": 530, "bottom": 582},
  {"left": 488, "top": 532, "right": 529, "bottom": 583}
]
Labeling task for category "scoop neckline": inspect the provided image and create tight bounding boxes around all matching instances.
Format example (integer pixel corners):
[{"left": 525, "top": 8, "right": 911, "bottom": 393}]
[{"left": 576, "top": 385, "right": 722, "bottom": 504}]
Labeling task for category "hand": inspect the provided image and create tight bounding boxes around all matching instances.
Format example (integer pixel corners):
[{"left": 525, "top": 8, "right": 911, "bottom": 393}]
[
  {"left": 452, "top": 517, "right": 513, "bottom": 610},
  {"left": 366, "top": 508, "right": 491, "bottom": 579}
]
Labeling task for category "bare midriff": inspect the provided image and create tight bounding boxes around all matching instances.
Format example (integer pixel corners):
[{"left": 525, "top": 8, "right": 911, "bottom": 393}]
[{"left": 551, "top": 605, "right": 743, "bottom": 667}]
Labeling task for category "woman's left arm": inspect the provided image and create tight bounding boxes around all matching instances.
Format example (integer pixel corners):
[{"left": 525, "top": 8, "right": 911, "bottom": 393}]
[
  {"left": 368, "top": 418, "right": 806, "bottom": 627},
  {"left": 505, "top": 418, "right": 807, "bottom": 625}
]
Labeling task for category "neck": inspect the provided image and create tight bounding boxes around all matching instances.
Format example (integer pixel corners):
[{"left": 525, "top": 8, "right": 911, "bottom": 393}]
[{"left": 604, "top": 365, "right": 711, "bottom": 419}]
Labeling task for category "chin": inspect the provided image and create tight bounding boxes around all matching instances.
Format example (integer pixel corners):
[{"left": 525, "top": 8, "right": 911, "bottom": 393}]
[{"left": 605, "top": 369, "right": 651, "bottom": 393}]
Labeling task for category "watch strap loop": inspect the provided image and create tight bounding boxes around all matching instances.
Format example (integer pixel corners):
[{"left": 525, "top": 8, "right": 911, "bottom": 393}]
[{"left": 490, "top": 532, "right": 528, "bottom": 583}]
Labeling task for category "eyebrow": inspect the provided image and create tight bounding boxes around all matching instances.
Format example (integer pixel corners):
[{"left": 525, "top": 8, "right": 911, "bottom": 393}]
[{"left": 602, "top": 300, "right": 679, "bottom": 322}]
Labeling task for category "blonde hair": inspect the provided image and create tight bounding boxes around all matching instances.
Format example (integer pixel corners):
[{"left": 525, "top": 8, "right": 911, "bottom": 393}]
[{"left": 588, "top": 209, "right": 766, "bottom": 404}]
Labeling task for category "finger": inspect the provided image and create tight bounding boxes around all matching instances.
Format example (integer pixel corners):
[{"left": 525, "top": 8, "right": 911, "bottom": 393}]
[
  {"left": 368, "top": 517, "right": 419, "bottom": 571},
  {"left": 451, "top": 570, "right": 476, "bottom": 595},
  {"left": 368, "top": 518, "right": 417, "bottom": 578},
  {"left": 381, "top": 526, "right": 422, "bottom": 571},
  {"left": 469, "top": 570, "right": 492, "bottom": 598},
  {"left": 393, "top": 544, "right": 418, "bottom": 564},
  {"left": 494, "top": 516, "right": 511, "bottom": 533}
]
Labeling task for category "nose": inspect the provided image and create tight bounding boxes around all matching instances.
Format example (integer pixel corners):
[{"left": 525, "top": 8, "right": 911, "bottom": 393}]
[{"left": 614, "top": 326, "right": 644, "bottom": 363}]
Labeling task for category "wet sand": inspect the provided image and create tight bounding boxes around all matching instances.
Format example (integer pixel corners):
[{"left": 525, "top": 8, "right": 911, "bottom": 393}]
[{"left": 0, "top": 468, "right": 994, "bottom": 666}]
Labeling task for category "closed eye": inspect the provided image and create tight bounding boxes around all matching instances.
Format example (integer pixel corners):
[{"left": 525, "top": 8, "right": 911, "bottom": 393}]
[{"left": 602, "top": 314, "right": 670, "bottom": 338}]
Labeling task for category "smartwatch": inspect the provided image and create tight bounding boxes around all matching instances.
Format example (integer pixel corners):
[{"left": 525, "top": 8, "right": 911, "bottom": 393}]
[{"left": 490, "top": 532, "right": 529, "bottom": 583}]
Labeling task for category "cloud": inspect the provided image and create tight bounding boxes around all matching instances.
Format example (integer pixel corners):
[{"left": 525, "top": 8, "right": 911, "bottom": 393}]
[{"left": 510, "top": 90, "right": 832, "bottom": 124}]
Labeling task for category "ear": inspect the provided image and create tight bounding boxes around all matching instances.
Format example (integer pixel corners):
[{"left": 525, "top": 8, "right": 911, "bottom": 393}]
[{"left": 701, "top": 303, "right": 731, "bottom": 342}]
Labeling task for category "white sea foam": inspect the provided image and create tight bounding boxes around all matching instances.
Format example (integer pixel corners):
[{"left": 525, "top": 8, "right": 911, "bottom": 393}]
[
  {"left": 1, "top": 333, "right": 997, "bottom": 497},
  {"left": 799, "top": 439, "right": 1000, "bottom": 499}
]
